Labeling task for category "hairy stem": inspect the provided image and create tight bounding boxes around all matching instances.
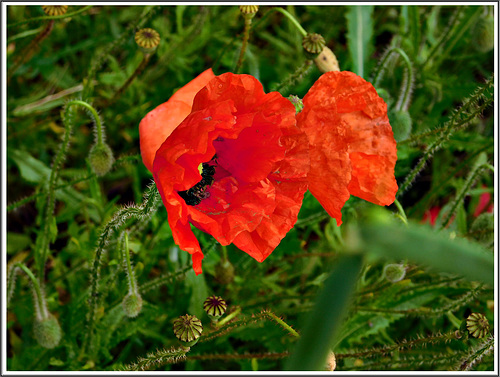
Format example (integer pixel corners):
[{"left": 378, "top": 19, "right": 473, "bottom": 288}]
[
  {"left": 235, "top": 17, "right": 252, "bottom": 74},
  {"left": 8, "top": 5, "right": 93, "bottom": 28}
]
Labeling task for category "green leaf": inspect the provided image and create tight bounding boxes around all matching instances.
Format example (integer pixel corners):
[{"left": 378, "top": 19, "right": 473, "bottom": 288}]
[
  {"left": 286, "top": 254, "right": 364, "bottom": 371},
  {"left": 186, "top": 270, "right": 208, "bottom": 319},
  {"left": 346, "top": 5, "right": 374, "bottom": 78},
  {"left": 358, "top": 213, "right": 494, "bottom": 286}
]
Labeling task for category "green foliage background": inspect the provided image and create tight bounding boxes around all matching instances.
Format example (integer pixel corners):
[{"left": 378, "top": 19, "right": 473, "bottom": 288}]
[{"left": 6, "top": 5, "right": 495, "bottom": 372}]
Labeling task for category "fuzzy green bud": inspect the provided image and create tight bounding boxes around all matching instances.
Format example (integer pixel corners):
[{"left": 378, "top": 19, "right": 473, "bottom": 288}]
[
  {"left": 466, "top": 313, "right": 489, "bottom": 338},
  {"left": 472, "top": 13, "right": 494, "bottom": 53},
  {"left": 173, "top": 314, "right": 203, "bottom": 346},
  {"left": 89, "top": 142, "right": 114, "bottom": 176},
  {"left": 389, "top": 110, "right": 412, "bottom": 142},
  {"left": 42, "top": 5, "right": 68, "bottom": 16},
  {"left": 239, "top": 5, "right": 259, "bottom": 20},
  {"left": 302, "top": 33, "right": 326, "bottom": 59},
  {"left": 382, "top": 263, "right": 406, "bottom": 283},
  {"left": 203, "top": 295, "right": 227, "bottom": 321},
  {"left": 33, "top": 313, "right": 62, "bottom": 349},
  {"left": 215, "top": 260, "right": 235, "bottom": 285},
  {"left": 122, "top": 292, "right": 143, "bottom": 318},
  {"left": 135, "top": 28, "right": 161, "bottom": 54},
  {"left": 287, "top": 95, "right": 304, "bottom": 113},
  {"left": 470, "top": 213, "right": 494, "bottom": 245}
]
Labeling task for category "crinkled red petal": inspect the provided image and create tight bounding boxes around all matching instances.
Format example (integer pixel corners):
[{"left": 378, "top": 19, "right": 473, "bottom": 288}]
[
  {"left": 139, "top": 68, "right": 215, "bottom": 172},
  {"left": 297, "top": 71, "right": 398, "bottom": 224}
]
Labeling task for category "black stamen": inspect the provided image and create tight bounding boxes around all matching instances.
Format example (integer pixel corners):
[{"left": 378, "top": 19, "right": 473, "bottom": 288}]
[{"left": 178, "top": 155, "right": 217, "bottom": 206}]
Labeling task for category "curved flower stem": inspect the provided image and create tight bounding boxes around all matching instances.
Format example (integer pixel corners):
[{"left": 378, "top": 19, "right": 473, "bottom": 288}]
[
  {"left": 7, "top": 5, "right": 93, "bottom": 28},
  {"left": 107, "top": 53, "right": 152, "bottom": 105},
  {"left": 216, "top": 307, "right": 241, "bottom": 327},
  {"left": 68, "top": 100, "right": 104, "bottom": 144},
  {"left": 272, "top": 7, "right": 307, "bottom": 37},
  {"left": 8, "top": 20, "right": 54, "bottom": 80},
  {"left": 393, "top": 199, "right": 408, "bottom": 225},
  {"left": 122, "top": 232, "right": 138, "bottom": 294},
  {"left": 262, "top": 310, "right": 300, "bottom": 337},
  {"left": 14, "top": 263, "right": 48, "bottom": 320},
  {"left": 235, "top": 17, "right": 252, "bottom": 73}
]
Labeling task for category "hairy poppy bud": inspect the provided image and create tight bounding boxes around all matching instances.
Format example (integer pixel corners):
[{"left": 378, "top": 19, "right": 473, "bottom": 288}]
[
  {"left": 215, "top": 260, "right": 235, "bottom": 285},
  {"left": 382, "top": 263, "right": 406, "bottom": 283},
  {"left": 470, "top": 213, "right": 494, "bottom": 245},
  {"left": 466, "top": 313, "right": 489, "bottom": 338},
  {"left": 42, "top": 5, "right": 68, "bottom": 16},
  {"left": 173, "top": 314, "right": 203, "bottom": 346},
  {"left": 239, "top": 5, "right": 259, "bottom": 19},
  {"left": 33, "top": 313, "right": 62, "bottom": 349},
  {"left": 122, "top": 292, "right": 143, "bottom": 318},
  {"left": 203, "top": 295, "right": 227, "bottom": 321},
  {"left": 389, "top": 110, "right": 412, "bottom": 142},
  {"left": 288, "top": 95, "right": 304, "bottom": 113},
  {"left": 313, "top": 46, "right": 340, "bottom": 73},
  {"left": 472, "top": 13, "right": 494, "bottom": 53},
  {"left": 135, "top": 28, "right": 161, "bottom": 54},
  {"left": 302, "top": 33, "right": 326, "bottom": 59},
  {"left": 89, "top": 142, "right": 114, "bottom": 176}
]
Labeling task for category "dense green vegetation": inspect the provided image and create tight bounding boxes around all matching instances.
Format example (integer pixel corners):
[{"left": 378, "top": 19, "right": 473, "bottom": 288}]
[{"left": 6, "top": 5, "right": 495, "bottom": 371}]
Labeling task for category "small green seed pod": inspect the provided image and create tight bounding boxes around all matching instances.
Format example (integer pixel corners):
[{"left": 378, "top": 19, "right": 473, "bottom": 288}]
[
  {"left": 33, "top": 313, "right": 62, "bottom": 349},
  {"left": 135, "top": 28, "right": 161, "bottom": 54},
  {"left": 203, "top": 295, "right": 227, "bottom": 321},
  {"left": 287, "top": 95, "right": 304, "bottom": 113},
  {"left": 173, "top": 314, "right": 203, "bottom": 346},
  {"left": 239, "top": 5, "right": 259, "bottom": 20},
  {"left": 122, "top": 292, "right": 143, "bottom": 318},
  {"left": 466, "top": 313, "right": 489, "bottom": 338},
  {"left": 42, "top": 5, "right": 68, "bottom": 16},
  {"left": 382, "top": 263, "right": 406, "bottom": 283},
  {"left": 313, "top": 46, "right": 340, "bottom": 73},
  {"left": 89, "top": 142, "right": 114, "bottom": 176},
  {"left": 302, "top": 33, "right": 326, "bottom": 60},
  {"left": 389, "top": 110, "right": 412, "bottom": 142}
]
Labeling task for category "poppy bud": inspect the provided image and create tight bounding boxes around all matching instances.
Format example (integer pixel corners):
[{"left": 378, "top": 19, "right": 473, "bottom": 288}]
[
  {"left": 470, "top": 213, "right": 494, "bottom": 245},
  {"left": 135, "top": 28, "right": 161, "bottom": 54},
  {"left": 382, "top": 263, "right": 406, "bottom": 283},
  {"left": 173, "top": 314, "right": 203, "bottom": 346},
  {"left": 324, "top": 350, "right": 336, "bottom": 371},
  {"left": 122, "top": 292, "right": 143, "bottom": 318},
  {"left": 471, "top": 13, "right": 494, "bottom": 53},
  {"left": 466, "top": 313, "right": 489, "bottom": 338},
  {"left": 239, "top": 5, "right": 259, "bottom": 20},
  {"left": 215, "top": 260, "right": 235, "bottom": 285},
  {"left": 33, "top": 313, "right": 62, "bottom": 349},
  {"left": 313, "top": 46, "right": 340, "bottom": 73},
  {"left": 42, "top": 5, "right": 68, "bottom": 16},
  {"left": 89, "top": 142, "right": 114, "bottom": 176},
  {"left": 203, "top": 295, "right": 227, "bottom": 321},
  {"left": 389, "top": 110, "right": 412, "bottom": 142},
  {"left": 287, "top": 95, "right": 304, "bottom": 113},
  {"left": 302, "top": 33, "right": 326, "bottom": 60}
]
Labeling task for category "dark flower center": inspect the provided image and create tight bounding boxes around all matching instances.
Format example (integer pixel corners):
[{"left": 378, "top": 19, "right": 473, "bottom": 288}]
[{"left": 178, "top": 155, "right": 217, "bottom": 206}]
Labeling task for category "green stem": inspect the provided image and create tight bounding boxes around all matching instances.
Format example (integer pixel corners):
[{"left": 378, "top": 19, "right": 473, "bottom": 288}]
[
  {"left": 120, "top": 346, "right": 190, "bottom": 371},
  {"left": 67, "top": 100, "right": 104, "bottom": 144},
  {"left": 273, "top": 60, "right": 313, "bottom": 94},
  {"left": 235, "top": 17, "right": 252, "bottom": 73},
  {"left": 7, "top": 5, "right": 93, "bottom": 28},
  {"left": 263, "top": 310, "right": 300, "bottom": 337},
  {"left": 122, "top": 232, "right": 138, "bottom": 294},
  {"left": 393, "top": 199, "right": 408, "bottom": 225},
  {"left": 108, "top": 53, "right": 152, "bottom": 105},
  {"left": 15, "top": 263, "right": 48, "bottom": 320},
  {"left": 216, "top": 307, "right": 241, "bottom": 327},
  {"left": 272, "top": 7, "right": 308, "bottom": 37}
]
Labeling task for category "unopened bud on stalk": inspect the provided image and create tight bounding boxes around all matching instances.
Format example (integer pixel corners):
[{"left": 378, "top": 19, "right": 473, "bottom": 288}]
[
  {"left": 122, "top": 292, "right": 143, "bottom": 318},
  {"left": 302, "top": 33, "right": 326, "bottom": 59},
  {"left": 389, "top": 110, "right": 412, "bottom": 142},
  {"left": 287, "top": 95, "right": 304, "bottom": 113},
  {"left": 42, "top": 5, "right": 68, "bottom": 16},
  {"left": 135, "top": 28, "right": 161, "bottom": 54},
  {"left": 382, "top": 263, "right": 406, "bottom": 283},
  {"left": 173, "top": 314, "right": 203, "bottom": 346},
  {"left": 89, "top": 142, "right": 114, "bottom": 176},
  {"left": 215, "top": 260, "right": 235, "bottom": 284},
  {"left": 33, "top": 313, "right": 62, "bottom": 349},
  {"left": 239, "top": 5, "right": 259, "bottom": 20},
  {"left": 314, "top": 47, "right": 340, "bottom": 73}
]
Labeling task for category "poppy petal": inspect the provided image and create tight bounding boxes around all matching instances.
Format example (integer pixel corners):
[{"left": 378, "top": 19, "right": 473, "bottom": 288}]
[
  {"left": 139, "top": 68, "right": 215, "bottom": 172},
  {"left": 297, "top": 71, "right": 398, "bottom": 224}
]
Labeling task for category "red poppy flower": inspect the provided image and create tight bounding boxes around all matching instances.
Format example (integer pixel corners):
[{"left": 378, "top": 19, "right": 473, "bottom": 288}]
[
  {"left": 297, "top": 71, "right": 398, "bottom": 225},
  {"left": 140, "top": 71, "right": 309, "bottom": 274}
]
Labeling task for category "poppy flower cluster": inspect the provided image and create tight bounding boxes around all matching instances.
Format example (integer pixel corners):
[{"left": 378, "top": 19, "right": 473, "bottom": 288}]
[{"left": 139, "top": 68, "right": 397, "bottom": 275}]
